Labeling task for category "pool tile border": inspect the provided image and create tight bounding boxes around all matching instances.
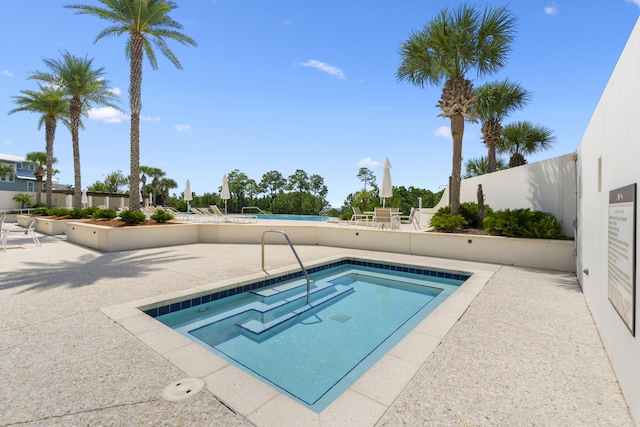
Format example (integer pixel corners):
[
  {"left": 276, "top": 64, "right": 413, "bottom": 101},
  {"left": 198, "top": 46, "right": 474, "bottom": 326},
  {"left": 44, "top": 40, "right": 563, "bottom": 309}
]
[{"left": 141, "top": 258, "right": 471, "bottom": 319}]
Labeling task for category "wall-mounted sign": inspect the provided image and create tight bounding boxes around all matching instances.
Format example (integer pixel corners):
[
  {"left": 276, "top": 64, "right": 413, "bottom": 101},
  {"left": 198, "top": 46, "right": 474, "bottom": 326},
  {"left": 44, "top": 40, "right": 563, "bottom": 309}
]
[{"left": 608, "top": 183, "right": 636, "bottom": 336}]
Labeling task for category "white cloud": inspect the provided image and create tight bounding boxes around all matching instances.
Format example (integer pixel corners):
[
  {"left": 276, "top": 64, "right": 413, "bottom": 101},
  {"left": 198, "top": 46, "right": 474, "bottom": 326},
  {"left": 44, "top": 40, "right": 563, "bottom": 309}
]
[
  {"left": 87, "top": 107, "right": 127, "bottom": 123},
  {"left": 627, "top": 0, "right": 640, "bottom": 7},
  {"left": 110, "top": 87, "right": 122, "bottom": 96},
  {"left": 357, "top": 157, "right": 382, "bottom": 169},
  {"left": 283, "top": 18, "right": 294, "bottom": 25},
  {"left": 544, "top": 5, "right": 558, "bottom": 15},
  {"left": 2, "top": 70, "right": 13, "bottom": 77},
  {"left": 434, "top": 126, "right": 451, "bottom": 138},
  {"left": 298, "top": 60, "right": 345, "bottom": 79},
  {"left": 141, "top": 115, "right": 160, "bottom": 122},
  {"left": 175, "top": 124, "right": 192, "bottom": 132}
]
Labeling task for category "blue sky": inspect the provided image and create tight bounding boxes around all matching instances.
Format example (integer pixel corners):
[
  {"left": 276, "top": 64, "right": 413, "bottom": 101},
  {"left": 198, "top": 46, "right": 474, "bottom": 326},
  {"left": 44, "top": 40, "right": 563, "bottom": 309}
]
[{"left": 1, "top": 1, "right": 639, "bottom": 207}]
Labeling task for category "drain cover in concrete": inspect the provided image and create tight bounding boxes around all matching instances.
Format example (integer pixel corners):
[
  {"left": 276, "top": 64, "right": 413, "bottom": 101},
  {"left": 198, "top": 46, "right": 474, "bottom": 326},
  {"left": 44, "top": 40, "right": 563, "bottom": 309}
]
[
  {"left": 162, "top": 377, "right": 205, "bottom": 402},
  {"left": 330, "top": 313, "right": 352, "bottom": 323}
]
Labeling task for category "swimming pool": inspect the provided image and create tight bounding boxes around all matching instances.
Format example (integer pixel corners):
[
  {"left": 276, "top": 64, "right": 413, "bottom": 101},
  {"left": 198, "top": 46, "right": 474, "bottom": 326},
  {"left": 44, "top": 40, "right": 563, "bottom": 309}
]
[
  {"left": 146, "top": 259, "right": 469, "bottom": 412},
  {"left": 255, "top": 214, "right": 338, "bottom": 222}
]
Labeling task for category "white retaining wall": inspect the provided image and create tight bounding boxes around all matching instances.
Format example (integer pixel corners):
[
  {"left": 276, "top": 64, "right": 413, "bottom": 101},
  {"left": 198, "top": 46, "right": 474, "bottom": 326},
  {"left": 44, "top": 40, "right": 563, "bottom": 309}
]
[
  {"left": 421, "top": 153, "right": 577, "bottom": 237},
  {"left": 576, "top": 17, "right": 640, "bottom": 423}
]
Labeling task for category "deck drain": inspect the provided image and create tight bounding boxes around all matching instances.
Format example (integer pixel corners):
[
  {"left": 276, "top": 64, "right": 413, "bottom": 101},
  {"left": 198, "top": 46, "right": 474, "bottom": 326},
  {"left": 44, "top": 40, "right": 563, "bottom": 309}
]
[
  {"left": 330, "top": 313, "right": 352, "bottom": 323},
  {"left": 162, "top": 377, "right": 205, "bottom": 402}
]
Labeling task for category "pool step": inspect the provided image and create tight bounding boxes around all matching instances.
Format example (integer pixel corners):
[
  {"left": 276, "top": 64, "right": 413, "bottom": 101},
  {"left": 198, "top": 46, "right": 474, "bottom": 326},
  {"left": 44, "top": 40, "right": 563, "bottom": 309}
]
[{"left": 237, "top": 284, "right": 354, "bottom": 336}]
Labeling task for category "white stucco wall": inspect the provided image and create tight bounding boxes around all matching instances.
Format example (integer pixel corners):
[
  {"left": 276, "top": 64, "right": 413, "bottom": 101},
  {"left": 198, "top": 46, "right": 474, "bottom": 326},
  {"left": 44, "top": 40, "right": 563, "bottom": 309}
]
[
  {"left": 577, "top": 17, "right": 640, "bottom": 423},
  {"left": 422, "top": 153, "right": 577, "bottom": 237}
]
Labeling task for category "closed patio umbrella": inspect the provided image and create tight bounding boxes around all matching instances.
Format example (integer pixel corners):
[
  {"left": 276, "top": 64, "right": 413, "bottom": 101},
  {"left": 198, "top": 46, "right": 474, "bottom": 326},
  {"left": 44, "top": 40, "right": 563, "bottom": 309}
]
[
  {"left": 221, "top": 175, "right": 230, "bottom": 214},
  {"left": 184, "top": 179, "right": 193, "bottom": 211},
  {"left": 380, "top": 157, "right": 392, "bottom": 207},
  {"left": 81, "top": 189, "right": 88, "bottom": 207}
]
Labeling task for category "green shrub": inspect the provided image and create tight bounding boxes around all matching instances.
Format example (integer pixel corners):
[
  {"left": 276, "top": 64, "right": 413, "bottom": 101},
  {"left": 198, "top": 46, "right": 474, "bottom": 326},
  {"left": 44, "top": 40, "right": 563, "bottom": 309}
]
[
  {"left": 82, "top": 207, "right": 100, "bottom": 217},
  {"left": 69, "top": 208, "right": 84, "bottom": 219},
  {"left": 31, "top": 207, "right": 50, "bottom": 215},
  {"left": 118, "top": 209, "right": 146, "bottom": 224},
  {"left": 92, "top": 208, "right": 118, "bottom": 220},
  {"left": 150, "top": 210, "right": 173, "bottom": 223},
  {"left": 429, "top": 213, "right": 468, "bottom": 232},
  {"left": 483, "top": 208, "right": 564, "bottom": 239},
  {"left": 436, "top": 202, "right": 493, "bottom": 228},
  {"left": 49, "top": 207, "right": 72, "bottom": 217}
]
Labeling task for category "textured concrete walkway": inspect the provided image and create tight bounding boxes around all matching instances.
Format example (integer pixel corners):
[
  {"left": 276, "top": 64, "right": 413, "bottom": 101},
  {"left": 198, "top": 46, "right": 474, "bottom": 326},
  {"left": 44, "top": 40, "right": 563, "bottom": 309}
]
[{"left": 0, "top": 232, "right": 634, "bottom": 426}]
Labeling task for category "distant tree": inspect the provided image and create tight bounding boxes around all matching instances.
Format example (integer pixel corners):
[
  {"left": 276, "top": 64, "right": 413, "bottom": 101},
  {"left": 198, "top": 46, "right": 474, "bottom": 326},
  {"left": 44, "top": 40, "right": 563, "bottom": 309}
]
[
  {"left": 357, "top": 168, "right": 376, "bottom": 191},
  {"left": 227, "top": 169, "right": 250, "bottom": 212},
  {"left": 464, "top": 156, "right": 507, "bottom": 178},
  {"left": 67, "top": 0, "right": 197, "bottom": 211},
  {"left": 473, "top": 80, "right": 530, "bottom": 172},
  {"left": 309, "top": 174, "right": 328, "bottom": 214},
  {"left": 397, "top": 4, "right": 516, "bottom": 215},
  {"left": 288, "top": 169, "right": 310, "bottom": 214},
  {"left": 31, "top": 51, "right": 120, "bottom": 208},
  {"left": 497, "top": 120, "right": 556, "bottom": 167},
  {"left": 13, "top": 193, "right": 33, "bottom": 209},
  {"left": 88, "top": 169, "right": 129, "bottom": 193},
  {"left": 260, "top": 170, "right": 286, "bottom": 213},
  {"left": 9, "top": 84, "right": 69, "bottom": 208}
]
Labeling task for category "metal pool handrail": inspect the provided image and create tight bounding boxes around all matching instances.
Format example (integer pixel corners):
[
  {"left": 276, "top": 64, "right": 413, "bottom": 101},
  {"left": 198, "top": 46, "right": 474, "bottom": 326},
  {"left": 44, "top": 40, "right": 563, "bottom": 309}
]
[
  {"left": 243, "top": 206, "right": 268, "bottom": 215},
  {"left": 261, "top": 229, "right": 311, "bottom": 305}
]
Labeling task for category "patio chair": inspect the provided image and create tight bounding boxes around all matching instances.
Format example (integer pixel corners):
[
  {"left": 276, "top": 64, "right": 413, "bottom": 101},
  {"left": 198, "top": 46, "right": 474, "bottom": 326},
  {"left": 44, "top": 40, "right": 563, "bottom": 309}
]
[
  {"left": 395, "top": 207, "right": 419, "bottom": 230},
  {"left": 350, "top": 207, "right": 374, "bottom": 227}
]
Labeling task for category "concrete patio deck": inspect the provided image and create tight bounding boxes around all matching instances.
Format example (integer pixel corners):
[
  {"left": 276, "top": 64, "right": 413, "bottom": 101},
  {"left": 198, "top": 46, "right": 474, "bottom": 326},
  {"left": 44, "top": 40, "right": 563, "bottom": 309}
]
[{"left": 0, "top": 230, "right": 634, "bottom": 426}]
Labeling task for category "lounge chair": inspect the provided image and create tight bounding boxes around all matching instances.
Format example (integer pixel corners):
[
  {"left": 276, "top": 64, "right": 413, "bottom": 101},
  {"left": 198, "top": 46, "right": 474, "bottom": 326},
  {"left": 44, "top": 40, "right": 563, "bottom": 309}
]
[
  {"left": 210, "top": 205, "right": 257, "bottom": 223},
  {"left": 373, "top": 208, "right": 400, "bottom": 230},
  {"left": 350, "top": 207, "right": 374, "bottom": 227},
  {"left": 2, "top": 219, "right": 40, "bottom": 253}
]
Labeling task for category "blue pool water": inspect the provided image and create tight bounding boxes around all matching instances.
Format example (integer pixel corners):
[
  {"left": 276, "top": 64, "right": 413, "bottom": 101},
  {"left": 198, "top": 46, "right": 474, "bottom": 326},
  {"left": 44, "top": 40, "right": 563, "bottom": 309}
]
[
  {"left": 256, "top": 214, "right": 338, "bottom": 222},
  {"left": 150, "top": 260, "right": 468, "bottom": 412}
]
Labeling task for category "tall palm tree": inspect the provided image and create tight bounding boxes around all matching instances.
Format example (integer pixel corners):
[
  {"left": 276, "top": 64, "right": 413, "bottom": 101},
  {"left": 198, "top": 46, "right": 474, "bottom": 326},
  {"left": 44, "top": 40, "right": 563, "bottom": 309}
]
[
  {"left": 66, "top": 0, "right": 197, "bottom": 211},
  {"left": 397, "top": 4, "right": 516, "bottom": 215},
  {"left": 473, "top": 80, "right": 530, "bottom": 173},
  {"left": 464, "top": 155, "right": 506, "bottom": 178},
  {"left": 31, "top": 52, "right": 120, "bottom": 208},
  {"left": 497, "top": 120, "right": 556, "bottom": 167},
  {"left": 9, "top": 84, "right": 69, "bottom": 208}
]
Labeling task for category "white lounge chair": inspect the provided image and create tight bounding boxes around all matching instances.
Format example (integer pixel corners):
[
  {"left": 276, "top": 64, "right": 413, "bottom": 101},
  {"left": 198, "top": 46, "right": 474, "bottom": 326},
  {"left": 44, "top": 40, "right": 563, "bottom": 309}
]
[
  {"left": 210, "top": 205, "right": 257, "bottom": 223},
  {"left": 2, "top": 219, "right": 41, "bottom": 253}
]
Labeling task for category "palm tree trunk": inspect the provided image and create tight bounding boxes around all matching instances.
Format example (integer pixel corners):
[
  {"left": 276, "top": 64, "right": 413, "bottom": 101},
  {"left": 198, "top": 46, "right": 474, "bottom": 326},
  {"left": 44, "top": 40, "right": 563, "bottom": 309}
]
[
  {"left": 129, "top": 34, "right": 144, "bottom": 211},
  {"left": 450, "top": 114, "right": 464, "bottom": 216},
  {"left": 45, "top": 117, "right": 56, "bottom": 209},
  {"left": 35, "top": 172, "right": 43, "bottom": 206},
  {"left": 70, "top": 96, "right": 82, "bottom": 208}
]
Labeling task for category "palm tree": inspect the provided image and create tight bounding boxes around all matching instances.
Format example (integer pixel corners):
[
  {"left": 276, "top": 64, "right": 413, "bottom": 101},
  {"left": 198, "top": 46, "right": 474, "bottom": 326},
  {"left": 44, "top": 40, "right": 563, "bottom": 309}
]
[
  {"left": 464, "top": 155, "right": 506, "bottom": 178},
  {"left": 473, "top": 80, "right": 530, "bottom": 173},
  {"left": 397, "top": 4, "right": 516, "bottom": 215},
  {"left": 9, "top": 84, "right": 69, "bottom": 208},
  {"left": 24, "top": 152, "right": 48, "bottom": 206},
  {"left": 31, "top": 52, "right": 120, "bottom": 208},
  {"left": 158, "top": 177, "right": 177, "bottom": 206},
  {"left": 66, "top": 0, "right": 197, "bottom": 211},
  {"left": 140, "top": 166, "right": 165, "bottom": 206},
  {"left": 0, "top": 163, "right": 14, "bottom": 180},
  {"left": 13, "top": 193, "right": 33, "bottom": 209},
  {"left": 497, "top": 121, "right": 556, "bottom": 167}
]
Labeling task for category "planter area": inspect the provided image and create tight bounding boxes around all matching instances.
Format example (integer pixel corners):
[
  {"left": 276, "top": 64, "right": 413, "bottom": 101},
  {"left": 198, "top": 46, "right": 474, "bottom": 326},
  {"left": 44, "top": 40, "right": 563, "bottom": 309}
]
[{"left": 60, "top": 218, "right": 576, "bottom": 272}]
